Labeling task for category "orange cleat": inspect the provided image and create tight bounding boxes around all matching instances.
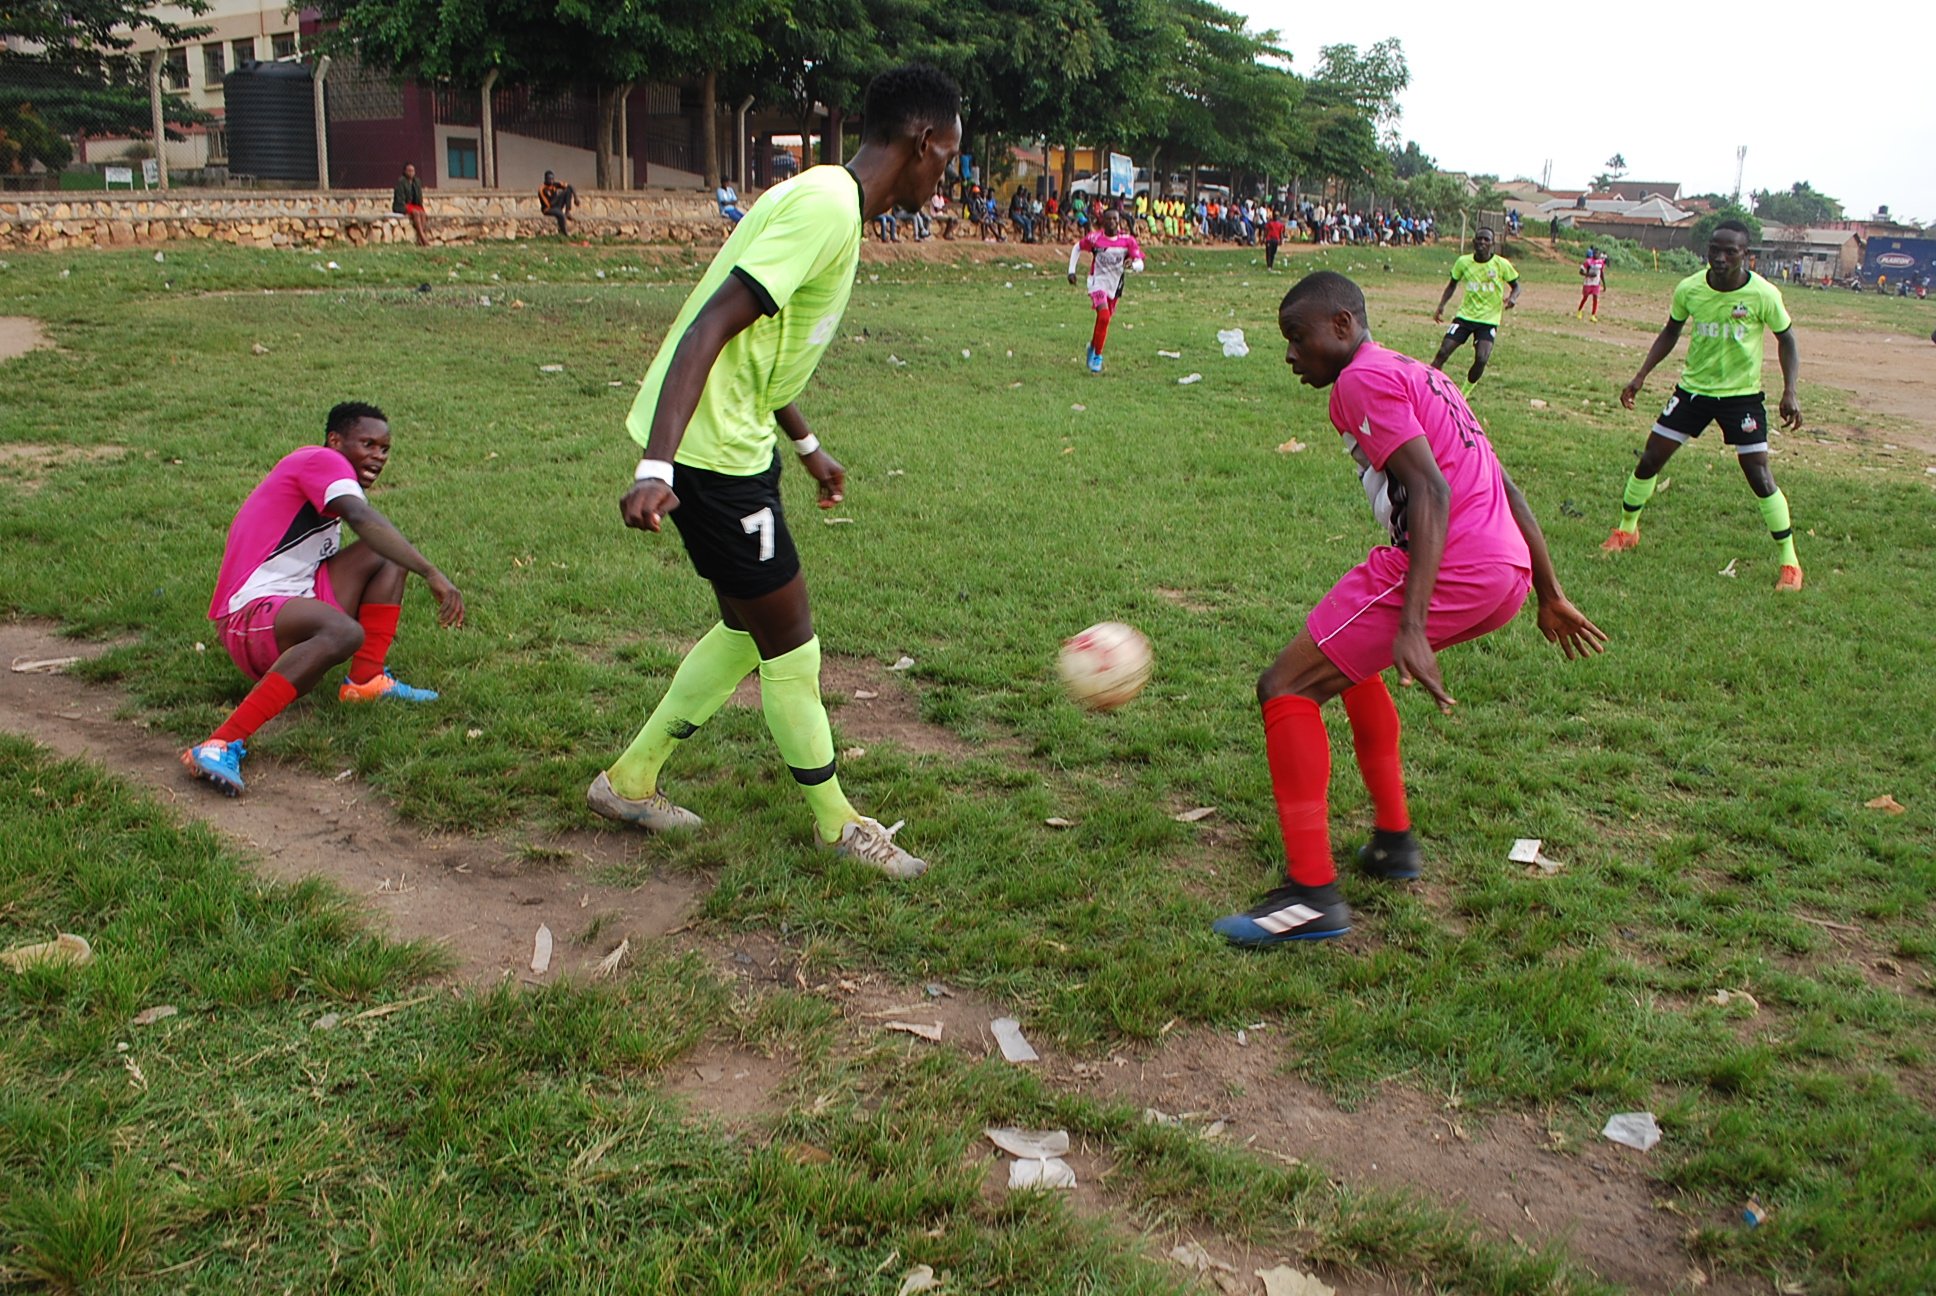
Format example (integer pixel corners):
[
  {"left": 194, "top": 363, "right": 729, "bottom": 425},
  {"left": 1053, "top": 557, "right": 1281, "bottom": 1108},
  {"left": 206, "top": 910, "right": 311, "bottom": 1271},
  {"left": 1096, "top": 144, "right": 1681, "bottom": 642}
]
[
  {"left": 1774, "top": 564, "right": 1804, "bottom": 593},
  {"left": 1601, "top": 527, "right": 1640, "bottom": 553}
]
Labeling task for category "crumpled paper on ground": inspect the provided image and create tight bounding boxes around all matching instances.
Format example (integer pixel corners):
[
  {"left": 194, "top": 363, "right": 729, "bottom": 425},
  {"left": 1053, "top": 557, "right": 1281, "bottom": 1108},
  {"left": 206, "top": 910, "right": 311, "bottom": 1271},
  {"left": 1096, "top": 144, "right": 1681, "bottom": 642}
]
[
  {"left": 986, "top": 1126, "right": 1075, "bottom": 1190},
  {"left": 1602, "top": 1111, "right": 1661, "bottom": 1151}
]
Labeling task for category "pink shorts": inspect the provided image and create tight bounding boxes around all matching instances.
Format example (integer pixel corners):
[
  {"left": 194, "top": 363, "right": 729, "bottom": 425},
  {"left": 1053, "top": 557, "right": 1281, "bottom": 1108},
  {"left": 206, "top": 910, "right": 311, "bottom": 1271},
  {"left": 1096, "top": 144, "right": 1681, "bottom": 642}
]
[
  {"left": 217, "top": 569, "right": 338, "bottom": 682},
  {"left": 1305, "top": 547, "right": 1531, "bottom": 683},
  {"left": 1582, "top": 284, "right": 1603, "bottom": 296},
  {"left": 1089, "top": 290, "right": 1116, "bottom": 313}
]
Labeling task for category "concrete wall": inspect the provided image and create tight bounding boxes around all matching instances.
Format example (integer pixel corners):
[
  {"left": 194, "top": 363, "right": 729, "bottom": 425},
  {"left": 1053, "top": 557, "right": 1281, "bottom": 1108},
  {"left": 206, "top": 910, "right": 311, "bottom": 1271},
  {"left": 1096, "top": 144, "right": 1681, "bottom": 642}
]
[{"left": 0, "top": 189, "right": 733, "bottom": 251}]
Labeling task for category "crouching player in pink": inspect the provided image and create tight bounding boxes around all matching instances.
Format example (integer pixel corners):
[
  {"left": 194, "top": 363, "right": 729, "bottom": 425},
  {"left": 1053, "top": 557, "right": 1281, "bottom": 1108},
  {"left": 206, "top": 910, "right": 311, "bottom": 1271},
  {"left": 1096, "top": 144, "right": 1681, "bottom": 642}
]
[
  {"left": 1216, "top": 272, "right": 1607, "bottom": 946},
  {"left": 183, "top": 402, "right": 466, "bottom": 795},
  {"left": 1067, "top": 207, "right": 1144, "bottom": 373}
]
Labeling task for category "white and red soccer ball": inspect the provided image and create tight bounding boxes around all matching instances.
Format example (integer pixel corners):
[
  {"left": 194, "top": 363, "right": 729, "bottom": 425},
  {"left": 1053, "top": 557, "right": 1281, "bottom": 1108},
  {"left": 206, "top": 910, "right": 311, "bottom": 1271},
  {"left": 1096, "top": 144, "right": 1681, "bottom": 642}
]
[{"left": 1058, "top": 621, "right": 1152, "bottom": 711}]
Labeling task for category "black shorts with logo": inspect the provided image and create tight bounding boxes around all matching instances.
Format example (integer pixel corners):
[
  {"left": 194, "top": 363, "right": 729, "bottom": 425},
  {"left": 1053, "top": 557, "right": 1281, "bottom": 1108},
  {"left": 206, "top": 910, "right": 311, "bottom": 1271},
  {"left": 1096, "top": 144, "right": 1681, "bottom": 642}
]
[
  {"left": 1444, "top": 317, "right": 1498, "bottom": 345},
  {"left": 668, "top": 452, "right": 801, "bottom": 600},
  {"left": 1653, "top": 386, "right": 1769, "bottom": 449}
]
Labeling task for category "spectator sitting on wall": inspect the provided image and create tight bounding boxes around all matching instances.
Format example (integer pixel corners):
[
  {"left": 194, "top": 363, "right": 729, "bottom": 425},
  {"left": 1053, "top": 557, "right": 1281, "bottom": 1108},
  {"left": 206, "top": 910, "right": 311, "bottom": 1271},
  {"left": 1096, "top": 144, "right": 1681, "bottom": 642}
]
[
  {"left": 392, "top": 163, "right": 429, "bottom": 247},
  {"left": 716, "top": 179, "right": 744, "bottom": 223},
  {"left": 539, "top": 170, "right": 577, "bottom": 236}
]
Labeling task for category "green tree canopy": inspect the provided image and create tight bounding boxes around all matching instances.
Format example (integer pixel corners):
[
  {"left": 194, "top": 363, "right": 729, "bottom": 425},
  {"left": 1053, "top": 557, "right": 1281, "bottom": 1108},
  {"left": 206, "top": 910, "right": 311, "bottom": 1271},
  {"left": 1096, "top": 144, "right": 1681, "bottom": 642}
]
[
  {"left": 1751, "top": 180, "right": 1844, "bottom": 226},
  {"left": 0, "top": 0, "right": 210, "bottom": 156}
]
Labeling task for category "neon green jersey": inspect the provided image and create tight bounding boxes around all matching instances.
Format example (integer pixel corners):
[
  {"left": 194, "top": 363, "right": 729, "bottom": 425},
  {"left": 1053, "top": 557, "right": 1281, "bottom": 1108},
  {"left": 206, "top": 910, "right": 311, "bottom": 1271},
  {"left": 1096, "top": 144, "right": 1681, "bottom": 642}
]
[
  {"left": 1669, "top": 270, "right": 1792, "bottom": 397},
  {"left": 1448, "top": 254, "right": 1518, "bottom": 326},
  {"left": 628, "top": 165, "right": 863, "bottom": 475}
]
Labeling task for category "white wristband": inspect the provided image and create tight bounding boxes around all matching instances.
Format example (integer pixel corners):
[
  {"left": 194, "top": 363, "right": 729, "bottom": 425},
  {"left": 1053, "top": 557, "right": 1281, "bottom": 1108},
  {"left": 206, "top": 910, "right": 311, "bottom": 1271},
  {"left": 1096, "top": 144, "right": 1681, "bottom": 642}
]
[
  {"left": 635, "top": 458, "right": 674, "bottom": 484},
  {"left": 791, "top": 433, "right": 820, "bottom": 456}
]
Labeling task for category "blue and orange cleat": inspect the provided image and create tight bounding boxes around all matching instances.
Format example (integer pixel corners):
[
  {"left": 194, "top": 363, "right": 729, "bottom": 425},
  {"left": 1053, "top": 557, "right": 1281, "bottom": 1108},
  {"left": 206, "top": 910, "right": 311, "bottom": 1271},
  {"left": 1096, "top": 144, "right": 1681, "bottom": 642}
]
[
  {"left": 182, "top": 739, "right": 246, "bottom": 795},
  {"left": 1088, "top": 347, "right": 1105, "bottom": 374},
  {"left": 338, "top": 669, "right": 439, "bottom": 704}
]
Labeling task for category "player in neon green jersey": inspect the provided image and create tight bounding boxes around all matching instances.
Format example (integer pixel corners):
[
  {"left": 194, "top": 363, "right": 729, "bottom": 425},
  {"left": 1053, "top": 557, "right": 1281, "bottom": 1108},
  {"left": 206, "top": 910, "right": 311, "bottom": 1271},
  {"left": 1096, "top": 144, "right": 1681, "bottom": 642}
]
[
  {"left": 1605, "top": 220, "right": 1805, "bottom": 592},
  {"left": 590, "top": 65, "right": 962, "bottom": 876},
  {"left": 1431, "top": 228, "right": 1520, "bottom": 384}
]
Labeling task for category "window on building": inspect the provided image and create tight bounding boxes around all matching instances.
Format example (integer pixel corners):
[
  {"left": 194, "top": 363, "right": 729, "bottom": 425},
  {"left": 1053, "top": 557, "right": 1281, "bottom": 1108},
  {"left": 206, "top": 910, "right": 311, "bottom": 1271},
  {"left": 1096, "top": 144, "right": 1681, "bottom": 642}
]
[
  {"left": 270, "top": 31, "right": 298, "bottom": 60},
  {"left": 162, "top": 47, "right": 189, "bottom": 91},
  {"left": 206, "top": 127, "right": 228, "bottom": 163},
  {"left": 203, "top": 42, "right": 225, "bottom": 87},
  {"left": 447, "top": 137, "right": 479, "bottom": 181},
  {"left": 231, "top": 37, "right": 255, "bottom": 68}
]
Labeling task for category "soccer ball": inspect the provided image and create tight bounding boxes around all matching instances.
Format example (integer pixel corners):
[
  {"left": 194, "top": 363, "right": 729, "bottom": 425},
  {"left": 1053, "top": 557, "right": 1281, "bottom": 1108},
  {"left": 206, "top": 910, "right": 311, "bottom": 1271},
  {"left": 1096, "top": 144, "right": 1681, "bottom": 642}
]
[{"left": 1058, "top": 622, "right": 1152, "bottom": 711}]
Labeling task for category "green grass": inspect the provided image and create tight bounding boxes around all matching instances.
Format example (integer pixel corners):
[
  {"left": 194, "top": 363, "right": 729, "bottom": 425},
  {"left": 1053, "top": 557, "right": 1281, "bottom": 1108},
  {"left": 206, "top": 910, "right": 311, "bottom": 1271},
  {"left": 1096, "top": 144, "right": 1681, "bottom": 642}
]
[{"left": 2, "top": 238, "right": 1934, "bottom": 1292}]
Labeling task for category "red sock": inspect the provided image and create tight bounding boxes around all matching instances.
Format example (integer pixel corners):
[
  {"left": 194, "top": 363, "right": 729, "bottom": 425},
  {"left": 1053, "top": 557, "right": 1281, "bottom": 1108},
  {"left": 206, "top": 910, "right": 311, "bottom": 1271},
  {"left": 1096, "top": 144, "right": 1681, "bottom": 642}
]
[
  {"left": 349, "top": 603, "right": 401, "bottom": 684},
  {"left": 1591, "top": 297, "right": 1599, "bottom": 316},
  {"left": 1090, "top": 303, "right": 1112, "bottom": 354},
  {"left": 209, "top": 672, "right": 297, "bottom": 744},
  {"left": 1261, "top": 694, "right": 1335, "bottom": 886},
  {"left": 1342, "top": 675, "right": 1409, "bottom": 831}
]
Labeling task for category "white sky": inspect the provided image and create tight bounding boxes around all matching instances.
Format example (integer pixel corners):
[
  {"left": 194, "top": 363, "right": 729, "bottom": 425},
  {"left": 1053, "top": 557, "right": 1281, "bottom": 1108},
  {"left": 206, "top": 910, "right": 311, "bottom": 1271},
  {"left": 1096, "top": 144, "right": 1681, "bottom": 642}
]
[{"left": 1233, "top": 0, "right": 1936, "bottom": 225}]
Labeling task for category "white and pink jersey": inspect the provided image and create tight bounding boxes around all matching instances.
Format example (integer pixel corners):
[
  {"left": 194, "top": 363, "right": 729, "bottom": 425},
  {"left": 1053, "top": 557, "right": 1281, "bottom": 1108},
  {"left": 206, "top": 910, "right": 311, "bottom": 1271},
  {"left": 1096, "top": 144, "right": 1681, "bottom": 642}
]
[
  {"left": 1068, "top": 231, "right": 1145, "bottom": 299},
  {"left": 208, "top": 445, "right": 366, "bottom": 618},
  {"left": 1326, "top": 342, "right": 1530, "bottom": 569},
  {"left": 1582, "top": 255, "right": 1607, "bottom": 289}
]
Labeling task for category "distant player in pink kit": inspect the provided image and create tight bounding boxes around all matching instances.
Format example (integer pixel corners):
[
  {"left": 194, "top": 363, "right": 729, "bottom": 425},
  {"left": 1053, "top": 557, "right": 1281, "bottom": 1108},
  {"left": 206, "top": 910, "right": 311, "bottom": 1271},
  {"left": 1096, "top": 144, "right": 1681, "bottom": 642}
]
[
  {"left": 181, "top": 401, "right": 466, "bottom": 796},
  {"left": 1577, "top": 246, "right": 1609, "bottom": 319},
  {"left": 1215, "top": 272, "right": 1607, "bottom": 946},
  {"left": 1067, "top": 206, "right": 1144, "bottom": 373}
]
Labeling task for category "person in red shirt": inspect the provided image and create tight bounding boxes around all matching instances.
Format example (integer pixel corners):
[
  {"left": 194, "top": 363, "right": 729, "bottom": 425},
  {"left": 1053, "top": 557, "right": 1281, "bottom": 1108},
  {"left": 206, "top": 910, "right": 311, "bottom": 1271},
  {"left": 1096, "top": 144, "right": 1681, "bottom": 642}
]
[{"left": 1262, "top": 210, "right": 1287, "bottom": 269}]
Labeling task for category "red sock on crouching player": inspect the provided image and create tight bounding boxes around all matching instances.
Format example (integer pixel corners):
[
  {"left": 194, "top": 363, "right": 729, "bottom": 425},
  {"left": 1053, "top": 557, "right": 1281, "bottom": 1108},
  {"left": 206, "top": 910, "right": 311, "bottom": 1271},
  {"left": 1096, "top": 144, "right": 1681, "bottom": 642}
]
[
  {"left": 1342, "top": 675, "right": 1408, "bottom": 832},
  {"left": 209, "top": 672, "right": 298, "bottom": 744},
  {"left": 1261, "top": 694, "right": 1335, "bottom": 887},
  {"left": 349, "top": 602, "right": 401, "bottom": 684}
]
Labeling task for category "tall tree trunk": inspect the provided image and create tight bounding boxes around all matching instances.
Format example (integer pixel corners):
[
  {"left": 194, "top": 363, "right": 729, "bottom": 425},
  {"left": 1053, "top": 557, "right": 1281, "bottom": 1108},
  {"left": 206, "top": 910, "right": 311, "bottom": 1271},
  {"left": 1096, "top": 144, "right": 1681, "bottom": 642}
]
[
  {"left": 701, "top": 69, "right": 719, "bottom": 189},
  {"left": 1149, "top": 146, "right": 1162, "bottom": 198},
  {"left": 1060, "top": 139, "right": 1074, "bottom": 204},
  {"left": 824, "top": 105, "right": 844, "bottom": 165},
  {"left": 595, "top": 85, "right": 618, "bottom": 188}
]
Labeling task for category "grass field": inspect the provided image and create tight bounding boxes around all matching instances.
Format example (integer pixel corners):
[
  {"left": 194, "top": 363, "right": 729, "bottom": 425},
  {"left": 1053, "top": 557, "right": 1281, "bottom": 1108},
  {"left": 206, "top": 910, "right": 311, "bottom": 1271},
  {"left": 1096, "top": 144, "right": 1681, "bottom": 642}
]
[{"left": 2, "top": 236, "right": 1933, "bottom": 1294}]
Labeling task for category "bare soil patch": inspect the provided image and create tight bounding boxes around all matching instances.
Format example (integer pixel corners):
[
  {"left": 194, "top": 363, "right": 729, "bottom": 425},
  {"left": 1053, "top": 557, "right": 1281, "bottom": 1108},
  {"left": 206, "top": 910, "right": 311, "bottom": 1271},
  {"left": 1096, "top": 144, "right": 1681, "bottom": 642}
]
[
  {"left": 666, "top": 1040, "right": 795, "bottom": 1126},
  {"left": 0, "top": 619, "right": 704, "bottom": 984},
  {"left": 0, "top": 315, "right": 50, "bottom": 362},
  {"left": 0, "top": 442, "right": 127, "bottom": 492}
]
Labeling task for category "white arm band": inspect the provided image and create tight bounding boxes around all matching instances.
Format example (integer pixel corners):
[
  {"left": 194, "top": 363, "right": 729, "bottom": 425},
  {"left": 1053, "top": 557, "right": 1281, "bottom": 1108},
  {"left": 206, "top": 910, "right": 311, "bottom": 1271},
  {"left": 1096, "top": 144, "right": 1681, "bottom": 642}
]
[
  {"left": 791, "top": 433, "right": 820, "bottom": 456},
  {"left": 635, "top": 458, "right": 674, "bottom": 484}
]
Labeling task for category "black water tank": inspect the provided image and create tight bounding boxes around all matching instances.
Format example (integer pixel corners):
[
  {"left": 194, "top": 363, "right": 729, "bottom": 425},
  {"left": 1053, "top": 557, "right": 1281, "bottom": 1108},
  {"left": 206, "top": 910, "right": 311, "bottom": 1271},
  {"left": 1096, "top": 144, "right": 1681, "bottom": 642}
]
[{"left": 225, "top": 61, "right": 317, "bottom": 181}]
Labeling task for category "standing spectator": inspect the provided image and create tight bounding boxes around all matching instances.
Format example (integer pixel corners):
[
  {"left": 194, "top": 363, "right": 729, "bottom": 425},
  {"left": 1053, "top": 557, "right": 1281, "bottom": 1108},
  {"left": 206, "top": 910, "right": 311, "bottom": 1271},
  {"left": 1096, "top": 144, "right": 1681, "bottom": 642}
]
[
  {"left": 539, "top": 170, "right": 577, "bottom": 236},
  {"left": 392, "top": 163, "right": 429, "bottom": 247},
  {"left": 1262, "top": 209, "right": 1286, "bottom": 269}
]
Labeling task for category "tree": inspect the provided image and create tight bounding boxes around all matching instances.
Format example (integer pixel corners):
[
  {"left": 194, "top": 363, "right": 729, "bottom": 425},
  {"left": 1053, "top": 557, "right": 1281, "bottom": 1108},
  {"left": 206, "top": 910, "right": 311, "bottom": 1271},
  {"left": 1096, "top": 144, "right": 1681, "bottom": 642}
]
[
  {"left": 1604, "top": 152, "right": 1626, "bottom": 178},
  {"left": 1690, "top": 204, "right": 1761, "bottom": 249},
  {"left": 1386, "top": 139, "right": 1433, "bottom": 180},
  {"left": 0, "top": 0, "right": 211, "bottom": 157},
  {"left": 1751, "top": 180, "right": 1844, "bottom": 226}
]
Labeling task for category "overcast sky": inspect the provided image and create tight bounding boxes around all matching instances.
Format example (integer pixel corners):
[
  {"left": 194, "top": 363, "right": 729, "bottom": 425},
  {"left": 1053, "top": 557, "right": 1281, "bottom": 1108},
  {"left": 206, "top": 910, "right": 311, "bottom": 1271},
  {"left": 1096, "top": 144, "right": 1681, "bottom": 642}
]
[{"left": 1234, "top": 0, "right": 1936, "bottom": 225}]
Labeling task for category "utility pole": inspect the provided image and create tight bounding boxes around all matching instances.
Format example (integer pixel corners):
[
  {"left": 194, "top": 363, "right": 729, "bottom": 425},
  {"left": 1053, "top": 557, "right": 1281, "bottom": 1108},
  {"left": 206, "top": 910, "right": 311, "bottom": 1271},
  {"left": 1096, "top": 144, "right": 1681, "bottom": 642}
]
[{"left": 1732, "top": 145, "right": 1747, "bottom": 206}]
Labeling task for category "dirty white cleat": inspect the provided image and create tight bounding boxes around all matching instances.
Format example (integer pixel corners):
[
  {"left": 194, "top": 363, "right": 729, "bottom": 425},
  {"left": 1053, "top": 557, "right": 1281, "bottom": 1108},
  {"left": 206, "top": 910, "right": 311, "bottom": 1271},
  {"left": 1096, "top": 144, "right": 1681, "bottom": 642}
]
[
  {"left": 826, "top": 816, "right": 927, "bottom": 878},
  {"left": 585, "top": 771, "right": 702, "bottom": 832}
]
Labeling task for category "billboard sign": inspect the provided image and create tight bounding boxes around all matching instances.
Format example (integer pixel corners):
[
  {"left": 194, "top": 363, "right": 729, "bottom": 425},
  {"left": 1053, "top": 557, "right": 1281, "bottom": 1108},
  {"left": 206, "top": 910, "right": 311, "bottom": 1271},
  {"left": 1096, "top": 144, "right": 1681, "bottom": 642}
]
[
  {"left": 1861, "top": 237, "right": 1936, "bottom": 282},
  {"left": 1108, "top": 151, "right": 1134, "bottom": 196}
]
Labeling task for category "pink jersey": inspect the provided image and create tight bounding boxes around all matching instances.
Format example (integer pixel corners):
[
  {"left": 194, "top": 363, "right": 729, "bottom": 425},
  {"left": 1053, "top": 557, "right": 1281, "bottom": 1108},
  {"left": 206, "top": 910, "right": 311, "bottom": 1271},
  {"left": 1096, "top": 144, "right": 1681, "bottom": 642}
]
[
  {"left": 1582, "top": 255, "right": 1606, "bottom": 288},
  {"left": 208, "top": 445, "right": 366, "bottom": 618},
  {"left": 1325, "top": 342, "right": 1529, "bottom": 570},
  {"left": 1069, "top": 231, "right": 1145, "bottom": 298}
]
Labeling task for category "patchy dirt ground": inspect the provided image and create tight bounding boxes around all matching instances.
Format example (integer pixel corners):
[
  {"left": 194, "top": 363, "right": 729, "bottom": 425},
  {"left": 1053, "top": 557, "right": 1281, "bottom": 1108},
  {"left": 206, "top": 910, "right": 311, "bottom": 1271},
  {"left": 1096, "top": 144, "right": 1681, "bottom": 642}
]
[
  {"left": 0, "top": 315, "right": 50, "bottom": 362},
  {"left": 0, "top": 619, "right": 703, "bottom": 984},
  {"left": 697, "top": 936, "right": 1747, "bottom": 1296}
]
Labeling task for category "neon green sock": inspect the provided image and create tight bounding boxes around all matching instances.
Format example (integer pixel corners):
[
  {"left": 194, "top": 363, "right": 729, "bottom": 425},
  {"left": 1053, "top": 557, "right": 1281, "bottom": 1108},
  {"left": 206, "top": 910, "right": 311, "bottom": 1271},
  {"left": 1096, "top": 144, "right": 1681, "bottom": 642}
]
[
  {"left": 758, "top": 636, "right": 858, "bottom": 844},
  {"left": 1757, "top": 489, "right": 1799, "bottom": 566},
  {"left": 607, "top": 623, "right": 758, "bottom": 799},
  {"left": 1617, "top": 472, "right": 1657, "bottom": 533}
]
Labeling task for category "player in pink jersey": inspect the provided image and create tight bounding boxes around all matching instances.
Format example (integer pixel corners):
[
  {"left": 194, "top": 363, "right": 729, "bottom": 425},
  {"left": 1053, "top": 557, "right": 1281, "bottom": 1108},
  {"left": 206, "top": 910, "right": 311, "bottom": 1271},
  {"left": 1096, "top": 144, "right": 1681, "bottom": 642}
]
[
  {"left": 1215, "top": 271, "right": 1606, "bottom": 947},
  {"left": 1577, "top": 247, "right": 1609, "bottom": 320},
  {"left": 183, "top": 402, "right": 466, "bottom": 795},
  {"left": 1066, "top": 207, "right": 1145, "bottom": 373}
]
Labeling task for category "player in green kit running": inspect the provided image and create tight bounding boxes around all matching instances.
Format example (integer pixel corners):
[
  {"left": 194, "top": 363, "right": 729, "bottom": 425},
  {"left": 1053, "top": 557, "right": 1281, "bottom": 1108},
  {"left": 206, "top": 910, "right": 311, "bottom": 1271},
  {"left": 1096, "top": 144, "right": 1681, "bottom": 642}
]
[
  {"left": 591, "top": 65, "right": 962, "bottom": 876},
  {"left": 1431, "top": 228, "right": 1519, "bottom": 384},
  {"left": 1603, "top": 220, "right": 1805, "bottom": 592}
]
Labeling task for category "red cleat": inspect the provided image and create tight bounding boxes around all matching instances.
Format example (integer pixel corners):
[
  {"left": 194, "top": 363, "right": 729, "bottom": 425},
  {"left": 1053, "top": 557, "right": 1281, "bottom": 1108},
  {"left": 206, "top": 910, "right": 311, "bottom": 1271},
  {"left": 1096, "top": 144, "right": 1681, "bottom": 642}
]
[
  {"left": 1601, "top": 527, "right": 1640, "bottom": 553},
  {"left": 1774, "top": 564, "right": 1804, "bottom": 593}
]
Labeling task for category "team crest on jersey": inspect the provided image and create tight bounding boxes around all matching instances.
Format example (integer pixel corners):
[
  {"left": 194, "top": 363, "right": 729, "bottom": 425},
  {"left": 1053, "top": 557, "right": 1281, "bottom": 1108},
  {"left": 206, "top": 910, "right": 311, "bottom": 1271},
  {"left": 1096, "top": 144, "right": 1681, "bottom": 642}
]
[{"left": 1730, "top": 304, "right": 1750, "bottom": 319}]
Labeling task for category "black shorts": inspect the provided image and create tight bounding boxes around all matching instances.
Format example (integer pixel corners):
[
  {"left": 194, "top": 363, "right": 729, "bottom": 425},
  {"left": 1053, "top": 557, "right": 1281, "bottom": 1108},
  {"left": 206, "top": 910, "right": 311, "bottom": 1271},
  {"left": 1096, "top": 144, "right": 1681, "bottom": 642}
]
[
  {"left": 668, "top": 453, "right": 801, "bottom": 599},
  {"left": 1653, "top": 386, "right": 1770, "bottom": 451},
  {"left": 1444, "top": 317, "right": 1498, "bottom": 345}
]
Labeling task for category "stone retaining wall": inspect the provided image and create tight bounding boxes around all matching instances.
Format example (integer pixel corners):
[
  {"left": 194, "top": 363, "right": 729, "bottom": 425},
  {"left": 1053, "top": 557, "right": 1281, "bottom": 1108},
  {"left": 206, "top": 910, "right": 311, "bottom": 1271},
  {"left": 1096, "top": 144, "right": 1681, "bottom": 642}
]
[{"left": 0, "top": 189, "right": 735, "bottom": 252}]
